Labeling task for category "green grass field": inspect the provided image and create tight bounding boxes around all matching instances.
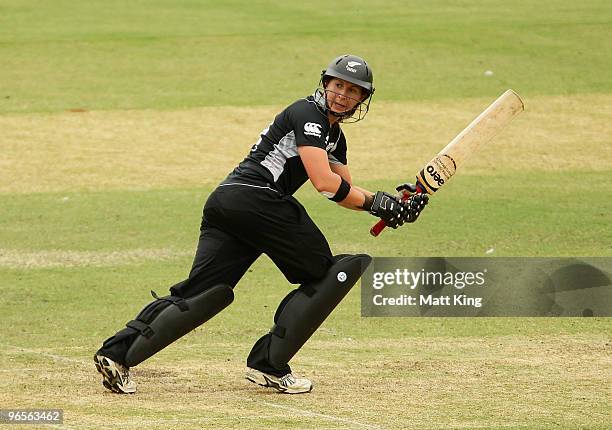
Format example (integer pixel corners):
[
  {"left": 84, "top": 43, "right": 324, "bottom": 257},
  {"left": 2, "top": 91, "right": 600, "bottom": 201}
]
[{"left": 1, "top": 1, "right": 610, "bottom": 429}]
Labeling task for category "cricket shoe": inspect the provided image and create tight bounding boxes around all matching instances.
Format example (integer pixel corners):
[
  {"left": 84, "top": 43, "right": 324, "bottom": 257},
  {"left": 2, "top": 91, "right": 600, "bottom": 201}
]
[
  {"left": 94, "top": 354, "right": 137, "bottom": 394},
  {"left": 245, "top": 367, "right": 313, "bottom": 394}
]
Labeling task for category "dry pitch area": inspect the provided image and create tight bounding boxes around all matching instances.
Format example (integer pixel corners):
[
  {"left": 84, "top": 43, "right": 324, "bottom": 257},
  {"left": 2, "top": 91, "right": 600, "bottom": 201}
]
[
  {"left": 0, "top": 95, "right": 611, "bottom": 429},
  {"left": 2, "top": 334, "right": 609, "bottom": 429},
  {"left": 2, "top": 94, "right": 611, "bottom": 194}
]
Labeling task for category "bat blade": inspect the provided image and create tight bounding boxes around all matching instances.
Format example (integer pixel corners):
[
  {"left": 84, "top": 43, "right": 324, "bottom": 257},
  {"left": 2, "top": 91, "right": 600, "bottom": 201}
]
[
  {"left": 417, "top": 89, "right": 524, "bottom": 194},
  {"left": 370, "top": 89, "right": 524, "bottom": 237}
]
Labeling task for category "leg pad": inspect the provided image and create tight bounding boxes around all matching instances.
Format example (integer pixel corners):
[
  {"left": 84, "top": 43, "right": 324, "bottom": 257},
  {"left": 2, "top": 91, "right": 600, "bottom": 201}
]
[
  {"left": 122, "top": 284, "right": 233, "bottom": 366},
  {"left": 267, "top": 254, "right": 371, "bottom": 368}
]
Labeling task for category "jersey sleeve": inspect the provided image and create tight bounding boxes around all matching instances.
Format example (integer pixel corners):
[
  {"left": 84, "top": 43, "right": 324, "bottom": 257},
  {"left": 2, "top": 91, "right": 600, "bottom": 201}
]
[
  {"left": 328, "top": 129, "right": 347, "bottom": 165},
  {"left": 287, "top": 100, "right": 330, "bottom": 149}
]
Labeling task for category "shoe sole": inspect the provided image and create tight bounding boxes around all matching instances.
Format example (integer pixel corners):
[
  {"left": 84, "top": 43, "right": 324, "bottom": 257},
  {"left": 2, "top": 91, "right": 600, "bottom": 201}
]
[
  {"left": 246, "top": 371, "right": 312, "bottom": 394},
  {"left": 94, "top": 355, "right": 135, "bottom": 394}
]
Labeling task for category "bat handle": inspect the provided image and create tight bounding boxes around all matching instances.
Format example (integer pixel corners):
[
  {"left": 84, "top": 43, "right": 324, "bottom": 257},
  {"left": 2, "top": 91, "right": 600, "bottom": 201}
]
[
  {"left": 369, "top": 183, "right": 425, "bottom": 237},
  {"left": 369, "top": 219, "right": 387, "bottom": 237}
]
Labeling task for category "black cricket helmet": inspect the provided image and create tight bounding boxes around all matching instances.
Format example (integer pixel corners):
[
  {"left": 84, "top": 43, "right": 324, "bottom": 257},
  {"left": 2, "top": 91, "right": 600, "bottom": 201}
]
[{"left": 319, "top": 54, "right": 375, "bottom": 123}]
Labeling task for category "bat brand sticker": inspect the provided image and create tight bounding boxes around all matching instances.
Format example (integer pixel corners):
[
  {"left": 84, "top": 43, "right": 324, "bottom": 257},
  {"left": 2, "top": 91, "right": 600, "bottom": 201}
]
[
  {"left": 427, "top": 165, "right": 445, "bottom": 186},
  {"left": 421, "top": 155, "right": 457, "bottom": 192}
]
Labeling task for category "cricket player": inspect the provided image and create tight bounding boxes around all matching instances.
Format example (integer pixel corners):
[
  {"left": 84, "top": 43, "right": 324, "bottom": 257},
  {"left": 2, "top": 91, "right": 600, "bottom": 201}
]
[{"left": 94, "top": 54, "right": 429, "bottom": 394}]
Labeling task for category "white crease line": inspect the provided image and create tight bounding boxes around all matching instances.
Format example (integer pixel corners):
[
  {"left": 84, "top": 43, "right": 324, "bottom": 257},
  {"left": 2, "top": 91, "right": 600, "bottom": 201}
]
[
  {"left": 1, "top": 343, "right": 88, "bottom": 366},
  {"left": 0, "top": 367, "right": 40, "bottom": 372},
  {"left": 1, "top": 346, "right": 84, "bottom": 430},
  {"left": 263, "top": 401, "right": 384, "bottom": 430},
  {"left": 2, "top": 344, "right": 386, "bottom": 429}
]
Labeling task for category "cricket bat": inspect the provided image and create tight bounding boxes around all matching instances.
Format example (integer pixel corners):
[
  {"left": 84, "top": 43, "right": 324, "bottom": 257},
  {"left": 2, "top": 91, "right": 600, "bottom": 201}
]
[{"left": 370, "top": 89, "right": 525, "bottom": 237}]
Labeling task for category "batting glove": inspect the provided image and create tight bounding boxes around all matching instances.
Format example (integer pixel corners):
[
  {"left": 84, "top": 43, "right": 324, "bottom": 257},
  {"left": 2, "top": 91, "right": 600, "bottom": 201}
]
[
  {"left": 365, "top": 191, "right": 409, "bottom": 229},
  {"left": 395, "top": 183, "right": 429, "bottom": 223}
]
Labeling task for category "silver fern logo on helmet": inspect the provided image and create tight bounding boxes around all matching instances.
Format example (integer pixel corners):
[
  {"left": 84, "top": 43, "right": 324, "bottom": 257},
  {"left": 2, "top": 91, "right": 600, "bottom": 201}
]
[{"left": 346, "top": 61, "right": 361, "bottom": 73}]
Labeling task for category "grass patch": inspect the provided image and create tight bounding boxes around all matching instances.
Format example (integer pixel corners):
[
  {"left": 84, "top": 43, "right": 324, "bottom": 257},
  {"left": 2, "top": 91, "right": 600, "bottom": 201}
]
[
  {"left": 1, "top": 1, "right": 611, "bottom": 113},
  {"left": 1, "top": 94, "right": 611, "bottom": 194}
]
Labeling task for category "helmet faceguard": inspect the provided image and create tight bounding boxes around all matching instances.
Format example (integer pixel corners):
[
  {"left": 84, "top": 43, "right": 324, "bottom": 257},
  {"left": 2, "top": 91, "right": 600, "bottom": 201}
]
[{"left": 318, "top": 54, "right": 375, "bottom": 123}]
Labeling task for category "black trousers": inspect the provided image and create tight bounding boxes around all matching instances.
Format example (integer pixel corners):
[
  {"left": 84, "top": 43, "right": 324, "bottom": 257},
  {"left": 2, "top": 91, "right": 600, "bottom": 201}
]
[{"left": 99, "top": 183, "right": 334, "bottom": 376}]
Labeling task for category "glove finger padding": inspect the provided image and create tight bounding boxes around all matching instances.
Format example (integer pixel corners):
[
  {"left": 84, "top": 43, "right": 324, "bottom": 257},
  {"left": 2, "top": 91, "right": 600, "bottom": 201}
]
[
  {"left": 385, "top": 207, "right": 404, "bottom": 229},
  {"left": 405, "top": 194, "right": 429, "bottom": 223},
  {"left": 417, "top": 194, "right": 429, "bottom": 205}
]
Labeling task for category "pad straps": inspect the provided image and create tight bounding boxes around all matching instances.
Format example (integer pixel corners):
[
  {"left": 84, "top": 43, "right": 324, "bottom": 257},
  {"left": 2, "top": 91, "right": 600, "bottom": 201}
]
[
  {"left": 126, "top": 320, "right": 155, "bottom": 339},
  {"left": 150, "top": 290, "right": 189, "bottom": 312},
  {"left": 126, "top": 291, "right": 190, "bottom": 339}
]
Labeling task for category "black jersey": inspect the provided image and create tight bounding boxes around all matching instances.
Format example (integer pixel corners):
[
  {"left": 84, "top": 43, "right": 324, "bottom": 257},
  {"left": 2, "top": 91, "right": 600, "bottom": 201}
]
[{"left": 223, "top": 92, "right": 347, "bottom": 196}]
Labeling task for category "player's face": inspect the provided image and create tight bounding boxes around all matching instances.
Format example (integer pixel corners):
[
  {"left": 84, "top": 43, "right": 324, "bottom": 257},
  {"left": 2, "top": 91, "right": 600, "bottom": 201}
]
[{"left": 324, "top": 78, "right": 365, "bottom": 114}]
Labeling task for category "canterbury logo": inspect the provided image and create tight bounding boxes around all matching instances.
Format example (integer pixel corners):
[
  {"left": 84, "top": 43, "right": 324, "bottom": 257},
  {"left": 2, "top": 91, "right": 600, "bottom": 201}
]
[{"left": 304, "top": 122, "right": 322, "bottom": 137}]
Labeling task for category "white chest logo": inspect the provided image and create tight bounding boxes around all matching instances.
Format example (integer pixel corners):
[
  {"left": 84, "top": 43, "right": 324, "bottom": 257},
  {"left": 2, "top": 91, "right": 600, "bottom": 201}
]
[{"left": 304, "top": 122, "right": 322, "bottom": 137}]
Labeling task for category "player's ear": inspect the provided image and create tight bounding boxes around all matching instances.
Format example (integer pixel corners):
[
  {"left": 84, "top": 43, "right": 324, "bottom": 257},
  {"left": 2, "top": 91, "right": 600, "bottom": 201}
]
[{"left": 360, "top": 89, "right": 370, "bottom": 102}]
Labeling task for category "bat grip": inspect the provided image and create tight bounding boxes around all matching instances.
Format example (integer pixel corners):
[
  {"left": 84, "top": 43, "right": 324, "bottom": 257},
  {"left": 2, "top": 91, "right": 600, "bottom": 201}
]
[
  {"left": 369, "top": 183, "right": 424, "bottom": 237},
  {"left": 369, "top": 219, "right": 388, "bottom": 237}
]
